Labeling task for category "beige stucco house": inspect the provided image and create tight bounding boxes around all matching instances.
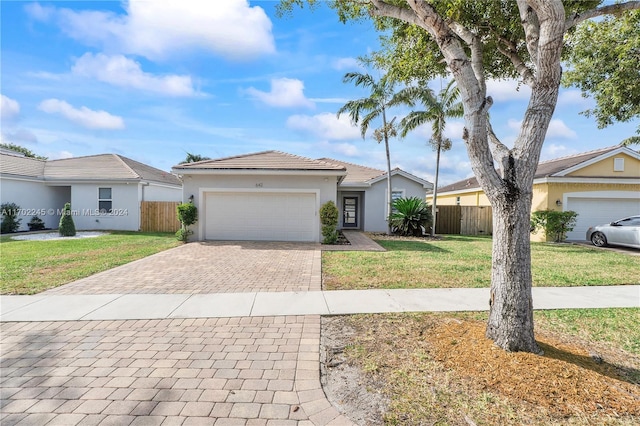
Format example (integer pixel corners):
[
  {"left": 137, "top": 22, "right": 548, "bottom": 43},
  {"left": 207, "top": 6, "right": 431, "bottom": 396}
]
[
  {"left": 173, "top": 151, "right": 433, "bottom": 242},
  {"left": 428, "top": 145, "right": 640, "bottom": 241}
]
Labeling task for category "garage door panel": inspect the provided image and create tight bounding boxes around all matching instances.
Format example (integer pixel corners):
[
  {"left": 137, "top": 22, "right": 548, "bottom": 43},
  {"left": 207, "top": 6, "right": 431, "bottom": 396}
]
[
  {"left": 205, "top": 192, "right": 317, "bottom": 242},
  {"left": 565, "top": 197, "right": 640, "bottom": 240}
]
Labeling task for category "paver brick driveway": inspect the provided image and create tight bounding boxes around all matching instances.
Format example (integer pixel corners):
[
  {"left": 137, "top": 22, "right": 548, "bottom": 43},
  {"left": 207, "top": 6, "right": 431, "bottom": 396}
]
[
  {"left": 1, "top": 316, "right": 352, "bottom": 425},
  {"left": 1, "top": 240, "right": 359, "bottom": 425},
  {"left": 45, "top": 242, "right": 322, "bottom": 295}
]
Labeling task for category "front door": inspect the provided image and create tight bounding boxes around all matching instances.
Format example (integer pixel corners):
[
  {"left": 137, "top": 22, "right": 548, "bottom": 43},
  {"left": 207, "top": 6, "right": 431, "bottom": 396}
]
[{"left": 343, "top": 197, "right": 358, "bottom": 228}]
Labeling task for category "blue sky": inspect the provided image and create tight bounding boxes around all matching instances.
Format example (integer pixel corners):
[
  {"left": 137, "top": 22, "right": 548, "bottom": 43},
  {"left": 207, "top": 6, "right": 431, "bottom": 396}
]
[{"left": 1, "top": 1, "right": 637, "bottom": 186}]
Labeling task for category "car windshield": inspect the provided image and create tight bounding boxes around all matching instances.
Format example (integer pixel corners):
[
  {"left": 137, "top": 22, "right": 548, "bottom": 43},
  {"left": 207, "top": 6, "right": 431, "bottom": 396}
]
[{"left": 614, "top": 216, "right": 640, "bottom": 226}]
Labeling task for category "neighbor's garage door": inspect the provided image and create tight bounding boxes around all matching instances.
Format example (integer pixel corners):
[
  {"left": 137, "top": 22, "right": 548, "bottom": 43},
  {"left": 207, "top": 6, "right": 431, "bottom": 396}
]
[
  {"left": 205, "top": 192, "right": 317, "bottom": 242},
  {"left": 565, "top": 196, "right": 640, "bottom": 240}
]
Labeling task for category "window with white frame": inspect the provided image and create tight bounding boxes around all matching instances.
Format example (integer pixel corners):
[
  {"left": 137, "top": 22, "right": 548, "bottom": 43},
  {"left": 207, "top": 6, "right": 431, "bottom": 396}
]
[
  {"left": 456, "top": 196, "right": 461, "bottom": 205},
  {"left": 98, "top": 187, "right": 112, "bottom": 213},
  {"left": 388, "top": 189, "right": 405, "bottom": 215}
]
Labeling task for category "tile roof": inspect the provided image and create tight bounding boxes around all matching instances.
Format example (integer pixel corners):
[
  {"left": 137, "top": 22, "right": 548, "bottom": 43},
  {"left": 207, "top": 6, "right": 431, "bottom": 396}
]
[
  {"left": 1, "top": 153, "right": 180, "bottom": 185},
  {"left": 317, "top": 158, "right": 385, "bottom": 184},
  {"left": 437, "top": 145, "right": 627, "bottom": 193},
  {"left": 173, "top": 150, "right": 347, "bottom": 172},
  {"left": 0, "top": 152, "right": 46, "bottom": 178}
]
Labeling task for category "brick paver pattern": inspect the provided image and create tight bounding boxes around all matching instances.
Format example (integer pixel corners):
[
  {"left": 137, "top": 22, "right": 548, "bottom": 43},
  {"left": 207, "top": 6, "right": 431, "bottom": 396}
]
[
  {"left": 44, "top": 242, "right": 322, "bottom": 295},
  {"left": 0, "top": 236, "right": 385, "bottom": 424},
  {"left": 1, "top": 316, "right": 351, "bottom": 425}
]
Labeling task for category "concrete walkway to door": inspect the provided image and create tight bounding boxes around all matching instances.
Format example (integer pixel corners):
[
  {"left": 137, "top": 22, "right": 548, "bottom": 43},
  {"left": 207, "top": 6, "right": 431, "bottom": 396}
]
[{"left": 1, "top": 232, "right": 638, "bottom": 426}]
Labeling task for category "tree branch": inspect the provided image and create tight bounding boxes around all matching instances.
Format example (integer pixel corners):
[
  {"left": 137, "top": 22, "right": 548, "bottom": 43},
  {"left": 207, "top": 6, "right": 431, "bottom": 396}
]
[
  {"left": 496, "top": 36, "right": 535, "bottom": 86},
  {"left": 487, "top": 115, "right": 510, "bottom": 168},
  {"left": 516, "top": 0, "right": 540, "bottom": 65},
  {"left": 447, "top": 20, "right": 486, "bottom": 94},
  {"left": 565, "top": 1, "right": 640, "bottom": 31}
]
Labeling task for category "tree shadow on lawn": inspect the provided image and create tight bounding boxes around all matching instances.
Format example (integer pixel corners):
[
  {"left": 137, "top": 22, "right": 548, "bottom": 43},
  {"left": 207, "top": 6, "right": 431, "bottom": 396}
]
[
  {"left": 539, "top": 341, "right": 640, "bottom": 386},
  {"left": 377, "top": 240, "right": 450, "bottom": 253}
]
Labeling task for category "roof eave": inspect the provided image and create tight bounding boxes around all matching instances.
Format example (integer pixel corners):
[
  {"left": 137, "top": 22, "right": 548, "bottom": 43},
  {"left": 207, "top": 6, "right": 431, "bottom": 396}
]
[{"left": 172, "top": 168, "right": 347, "bottom": 176}]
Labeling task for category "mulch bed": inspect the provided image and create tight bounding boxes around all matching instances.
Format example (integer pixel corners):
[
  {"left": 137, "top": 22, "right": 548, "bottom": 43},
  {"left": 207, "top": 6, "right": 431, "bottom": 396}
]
[
  {"left": 325, "top": 314, "right": 640, "bottom": 425},
  {"left": 428, "top": 319, "right": 640, "bottom": 417}
]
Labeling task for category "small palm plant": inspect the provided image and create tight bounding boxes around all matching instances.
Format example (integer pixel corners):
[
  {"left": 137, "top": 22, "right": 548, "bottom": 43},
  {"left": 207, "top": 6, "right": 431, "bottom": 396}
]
[{"left": 389, "top": 197, "right": 432, "bottom": 237}]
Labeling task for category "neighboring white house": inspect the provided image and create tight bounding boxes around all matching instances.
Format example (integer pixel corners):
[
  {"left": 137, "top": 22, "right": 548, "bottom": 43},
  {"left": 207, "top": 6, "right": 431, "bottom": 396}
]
[
  {"left": 172, "top": 150, "right": 433, "bottom": 242},
  {"left": 0, "top": 151, "right": 182, "bottom": 232}
]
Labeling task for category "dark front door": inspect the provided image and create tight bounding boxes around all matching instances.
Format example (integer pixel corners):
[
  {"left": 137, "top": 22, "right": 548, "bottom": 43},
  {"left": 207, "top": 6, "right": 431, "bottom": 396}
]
[{"left": 343, "top": 197, "right": 358, "bottom": 228}]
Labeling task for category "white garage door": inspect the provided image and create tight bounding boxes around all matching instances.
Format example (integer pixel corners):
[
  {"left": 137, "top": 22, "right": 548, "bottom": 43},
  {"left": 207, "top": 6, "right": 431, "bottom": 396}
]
[
  {"left": 205, "top": 192, "right": 317, "bottom": 242},
  {"left": 565, "top": 196, "right": 640, "bottom": 241}
]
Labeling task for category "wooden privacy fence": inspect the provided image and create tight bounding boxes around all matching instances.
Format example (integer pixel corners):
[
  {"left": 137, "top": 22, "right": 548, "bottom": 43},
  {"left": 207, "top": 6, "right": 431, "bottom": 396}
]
[
  {"left": 435, "top": 205, "right": 493, "bottom": 236},
  {"left": 140, "top": 201, "right": 180, "bottom": 232}
]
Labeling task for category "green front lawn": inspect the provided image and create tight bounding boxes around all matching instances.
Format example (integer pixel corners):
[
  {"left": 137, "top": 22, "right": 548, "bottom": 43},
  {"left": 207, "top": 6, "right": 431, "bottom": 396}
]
[
  {"left": 323, "top": 235, "right": 639, "bottom": 290},
  {"left": 0, "top": 231, "right": 181, "bottom": 294}
]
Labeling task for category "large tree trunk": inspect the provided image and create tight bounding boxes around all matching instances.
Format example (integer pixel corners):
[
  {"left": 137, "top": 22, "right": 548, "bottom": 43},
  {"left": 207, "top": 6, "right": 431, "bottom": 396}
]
[
  {"left": 486, "top": 192, "right": 540, "bottom": 353},
  {"left": 369, "top": 0, "right": 566, "bottom": 353}
]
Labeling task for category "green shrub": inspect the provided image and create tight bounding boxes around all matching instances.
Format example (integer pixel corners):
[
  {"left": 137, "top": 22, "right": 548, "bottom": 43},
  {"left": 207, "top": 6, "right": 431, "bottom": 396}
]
[
  {"left": 176, "top": 202, "right": 198, "bottom": 242},
  {"left": 28, "top": 216, "right": 46, "bottom": 231},
  {"left": 389, "top": 197, "right": 432, "bottom": 237},
  {"left": 530, "top": 210, "right": 578, "bottom": 242},
  {"left": 1, "top": 202, "right": 22, "bottom": 233},
  {"left": 59, "top": 202, "right": 76, "bottom": 237},
  {"left": 320, "top": 201, "right": 339, "bottom": 244}
]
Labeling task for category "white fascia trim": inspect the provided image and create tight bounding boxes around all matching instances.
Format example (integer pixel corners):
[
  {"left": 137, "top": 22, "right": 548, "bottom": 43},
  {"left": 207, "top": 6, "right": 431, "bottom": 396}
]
[
  {"left": 43, "top": 179, "right": 141, "bottom": 185},
  {"left": 339, "top": 182, "right": 371, "bottom": 189},
  {"left": 368, "top": 169, "right": 433, "bottom": 188},
  {"left": 553, "top": 146, "right": 640, "bottom": 177},
  {"left": 536, "top": 177, "right": 640, "bottom": 185},
  {"left": 142, "top": 181, "right": 182, "bottom": 190},
  {"left": 197, "top": 188, "right": 321, "bottom": 242},
  {"left": 435, "top": 186, "right": 483, "bottom": 197},
  {"left": 172, "top": 169, "right": 346, "bottom": 177}
]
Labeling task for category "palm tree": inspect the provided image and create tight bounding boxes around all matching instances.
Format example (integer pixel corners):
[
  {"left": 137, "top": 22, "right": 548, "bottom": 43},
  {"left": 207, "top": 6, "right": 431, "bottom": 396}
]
[
  {"left": 337, "top": 72, "right": 398, "bottom": 234},
  {"left": 182, "top": 152, "right": 211, "bottom": 164},
  {"left": 392, "top": 79, "right": 463, "bottom": 237}
]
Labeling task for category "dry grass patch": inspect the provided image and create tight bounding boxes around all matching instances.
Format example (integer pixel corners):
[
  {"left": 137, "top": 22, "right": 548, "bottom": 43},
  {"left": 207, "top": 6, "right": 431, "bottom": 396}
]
[{"left": 323, "top": 312, "right": 640, "bottom": 425}]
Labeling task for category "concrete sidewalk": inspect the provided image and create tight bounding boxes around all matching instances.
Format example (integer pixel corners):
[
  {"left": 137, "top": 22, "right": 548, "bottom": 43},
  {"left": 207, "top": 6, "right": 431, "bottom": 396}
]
[{"left": 2, "top": 286, "right": 638, "bottom": 322}]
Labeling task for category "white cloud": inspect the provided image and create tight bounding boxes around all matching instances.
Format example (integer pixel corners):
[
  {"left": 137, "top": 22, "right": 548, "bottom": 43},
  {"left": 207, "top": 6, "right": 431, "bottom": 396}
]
[
  {"left": 486, "top": 79, "right": 531, "bottom": 102},
  {"left": 557, "top": 89, "right": 593, "bottom": 108},
  {"left": 507, "top": 118, "right": 576, "bottom": 139},
  {"left": 47, "top": 150, "right": 74, "bottom": 160},
  {"left": 27, "top": 0, "right": 275, "bottom": 61},
  {"left": 246, "top": 78, "right": 314, "bottom": 109},
  {"left": 72, "top": 53, "right": 198, "bottom": 97},
  {"left": 2, "top": 128, "right": 39, "bottom": 144},
  {"left": 1, "top": 94, "right": 20, "bottom": 122},
  {"left": 540, "top": 144, "right": 578, "bottom": 161},
  {"left": 24, "top": 2, "right": 54, "bottom": 21},
  {"left": 316, "top": 141, "right": 359, "bottom": 157},
  {"left": 408, "top": 120, "right": 465, "bottom": 141},
  {"left": 287, "top": 113, "right": 360, "bottom": 140},
  {"left": 38, "top": 99, "right": 125, "bottom": 130},
  {"left": 332, "top": 57, "right": 359, "bottom": 71},
  {"left": 546, "top": 119, "right": 578, "bottom": 139},
  {"left": 309, "top": 97, "right": 350, "bottom": 104}
]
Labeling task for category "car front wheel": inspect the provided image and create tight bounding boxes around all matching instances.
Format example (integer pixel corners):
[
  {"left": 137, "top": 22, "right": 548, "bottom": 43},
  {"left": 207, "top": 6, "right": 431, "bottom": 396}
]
[{"left": 591, "top": 231, "right": 608, "bottom": 247}]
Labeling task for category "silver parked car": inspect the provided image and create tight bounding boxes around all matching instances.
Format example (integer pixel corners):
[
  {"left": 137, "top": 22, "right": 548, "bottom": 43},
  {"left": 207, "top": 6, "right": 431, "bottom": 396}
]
[{"left": 586, "top": 215, "right": 640, "bottom": 249}]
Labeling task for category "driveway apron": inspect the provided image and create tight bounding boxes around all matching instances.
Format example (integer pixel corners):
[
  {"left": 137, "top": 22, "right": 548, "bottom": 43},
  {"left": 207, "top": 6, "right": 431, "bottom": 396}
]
[
  {"left": 1, "top": 240, "right": 354, "bottom": 426},
  {"left": 44, "top": 242, "right": 322, "bottom": 295}
]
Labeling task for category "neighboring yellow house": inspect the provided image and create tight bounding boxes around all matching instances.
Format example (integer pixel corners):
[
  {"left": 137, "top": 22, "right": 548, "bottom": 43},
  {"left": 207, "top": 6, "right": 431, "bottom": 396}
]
[{"left": 428, "top": 145, "right": 640, "bottom": 241}]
